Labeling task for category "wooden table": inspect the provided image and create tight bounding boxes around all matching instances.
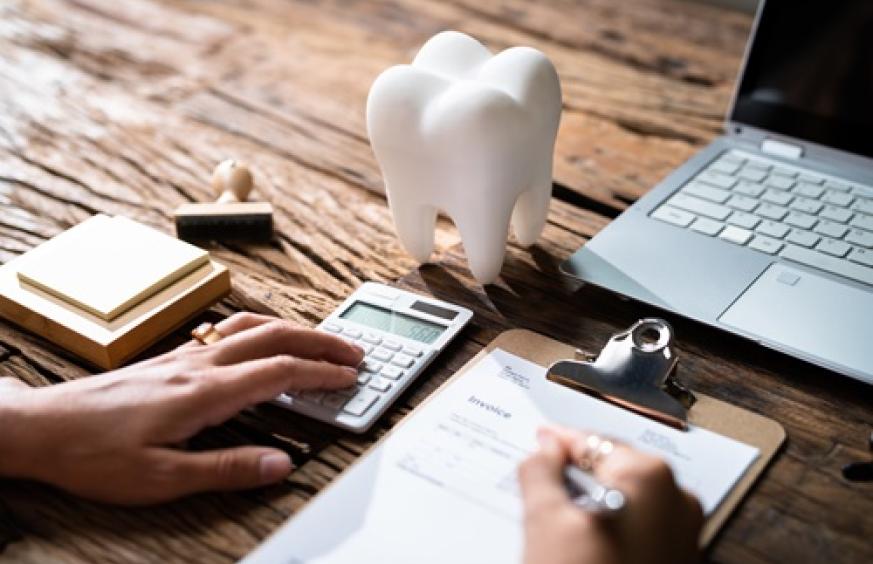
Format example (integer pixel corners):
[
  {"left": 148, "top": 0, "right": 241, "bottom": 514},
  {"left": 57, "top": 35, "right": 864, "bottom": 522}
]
[{"left": 0, "top": 1, "right": 870, "bottom": 562}]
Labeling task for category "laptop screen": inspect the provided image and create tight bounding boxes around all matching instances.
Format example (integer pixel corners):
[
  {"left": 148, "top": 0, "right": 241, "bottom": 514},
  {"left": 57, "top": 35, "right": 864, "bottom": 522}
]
[{"left": 731, "top": 0, "right": 873, "bottom": 159}]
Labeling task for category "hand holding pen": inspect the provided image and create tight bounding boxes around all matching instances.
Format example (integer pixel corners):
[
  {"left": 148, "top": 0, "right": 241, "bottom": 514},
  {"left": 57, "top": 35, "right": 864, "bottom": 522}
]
[{"left": 518, "top": 426, "right": 703, "bottom": 564}]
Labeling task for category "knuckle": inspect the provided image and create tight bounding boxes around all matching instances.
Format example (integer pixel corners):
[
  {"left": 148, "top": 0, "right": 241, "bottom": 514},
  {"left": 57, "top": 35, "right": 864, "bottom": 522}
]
[
  {"left": 214, "top": 451, "right": 248, "bottom": 482},
  {"left": 268, "top": 354, "right": 299, "bottom": 372},
  {"left": 263, "top": 319, "right": 294, "bottom": 341}
]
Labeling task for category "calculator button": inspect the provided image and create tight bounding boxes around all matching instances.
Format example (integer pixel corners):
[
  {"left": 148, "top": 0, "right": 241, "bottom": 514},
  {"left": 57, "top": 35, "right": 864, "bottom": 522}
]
[
  {"left": 323, "top": 322, "right": 342, "bottom": 333},
  {"left": 402, "top": 346, "right": 423, "bottom": 357},
  {"left": 380, "top": 365, "right": 404, "bottom": 380},
  {"left": 342, "top": 327, "right": 363, "bottom": 339},
  {"left": 360, "top": 359, "right": 383, "bottom": 373},
  {"left": 358, "top": 343, "right": 374, "bottom": 355},
  {"left": 382, "top": 339, "right": 402, "bottom": 351},
  {"left": 368, "top": 376, "right": 392, "bottom": 392},
  {"left": 321, "top": 393, "right": 347, "bottom": 410},
  {"left": 391, "top": 354, "right": 415, "bottom": 368},
  {"left": 343, "top": 390, "right": 380, "bottom": 416},
  {"left": 371, "top": 348, "right": 394, "bottom": 362},
  {"left": 357, "top": 372, "right": 374, "bottom": 385},
  {"left": 333, "top": 385, "right": 358, "bottom": 398},
  {"left": 362, "top": 332, "right": 382, "bottom": 345}
]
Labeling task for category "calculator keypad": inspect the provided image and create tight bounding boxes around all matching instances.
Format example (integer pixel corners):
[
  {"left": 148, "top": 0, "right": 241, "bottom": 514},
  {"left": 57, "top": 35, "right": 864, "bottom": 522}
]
[{"left": 285, "top": 320, "right": 429, "bottom": 422}]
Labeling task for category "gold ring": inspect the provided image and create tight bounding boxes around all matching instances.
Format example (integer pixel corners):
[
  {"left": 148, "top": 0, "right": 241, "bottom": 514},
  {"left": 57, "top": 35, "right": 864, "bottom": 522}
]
[{"left": 191, "top": 322, "right": 223, "bottom": 345}]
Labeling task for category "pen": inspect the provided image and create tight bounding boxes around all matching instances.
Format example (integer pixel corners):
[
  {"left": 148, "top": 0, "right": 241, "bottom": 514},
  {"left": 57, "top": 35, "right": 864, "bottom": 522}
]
[{"left": 563, "top": 465, "right": 626, "bottom": 515}]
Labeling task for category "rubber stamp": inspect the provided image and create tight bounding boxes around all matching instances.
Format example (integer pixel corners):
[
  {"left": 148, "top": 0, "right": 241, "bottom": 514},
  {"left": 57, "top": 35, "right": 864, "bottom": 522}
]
[{"left": 174, "top": 159, "right": 274, "bottom": 242}]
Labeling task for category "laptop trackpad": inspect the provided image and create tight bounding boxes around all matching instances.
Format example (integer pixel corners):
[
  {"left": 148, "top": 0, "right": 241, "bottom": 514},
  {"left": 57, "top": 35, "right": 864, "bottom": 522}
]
[{"left": 719, "top": 263, "right": 872, "bottom": 382}]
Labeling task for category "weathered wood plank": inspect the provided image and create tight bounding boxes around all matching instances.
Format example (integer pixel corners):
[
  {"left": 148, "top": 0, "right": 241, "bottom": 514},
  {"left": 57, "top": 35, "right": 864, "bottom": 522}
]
[{"left": 1, "top": 0, "right": 870, "bottom": 563}]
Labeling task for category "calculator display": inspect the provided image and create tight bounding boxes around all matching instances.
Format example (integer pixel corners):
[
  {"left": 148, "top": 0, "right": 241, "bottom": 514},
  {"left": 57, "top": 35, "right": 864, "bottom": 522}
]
[{"left": 340, "top": 302, "right": 446, "bottom": 344}]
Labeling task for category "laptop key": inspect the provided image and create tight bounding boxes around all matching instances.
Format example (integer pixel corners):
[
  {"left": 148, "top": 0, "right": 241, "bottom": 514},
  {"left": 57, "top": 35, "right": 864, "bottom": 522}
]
[
  {"left": 825, "top": 180, "right": 851, "bottom": 192},
  {"left": 816, "top": 238, "right": 851, "bottom": 258},
  {"left": 784, "top": 212, "right": 817, "bottom": 230},
  {"left": 651, "top": 205, "right": 695, "bottom": 227},
  {"left": 822, "top": 190, "right": 854, "bottom": 207},
  {"left": 756, "top": 203, "right": 789, "bottom": 221},
  {"left": 667, "top": 193, "right": 731, "bottom": 221},
  {"left": 756, "top": 220, "right": 790, "bottom": 239},
  {"left": 748, "top": 235, "right": 783, "bottom": 255},
  {"left": 786, "top": 229, "right": 820, "bottom": 248},
  {"left": 718, "top": 225, "right": 752, "bottom": 245},
  {"left": 771, "top": 166, "right": 798, "bottom": 178},
  {"left": 709, "top": 160, "right": 740, "bottom": 175},
  {"left": 798, "top": 173, "right": 825, "bottom": 185},
  {"left": 682, "top": 181, "right": 731, "bottom": 203},
  {"left": 689, "top": 217, "right": 724, "bottom": 236},
  {"left": 814, "top": 220, "right": 849, "bottom": 240},
  {"left": 698, "top": 170, "right": 737, "bottom": 189},
  {"left": 845, "top": 229, "right": 873, "bottom": 248},
  {"left": 850, "top": 214, "right": 873, "bottom": 232},
  {"left": 762, "top": 189, "right": 793, "bottom": 206},
  {"left": 780, "top": 244, "right": 873, "bottom": 286},
  {"left": 854, "top": 199, "right": 873, "bottom": 215},
  {"left": 765, "top": 176, "right": 795, "bottom": 190},
  {"left": 849, "top": 248, "right": 873, "bottom": 268},
  {"left": 737, "top": 168, "right": 767, "bottom": 183},
  {"left": 727, "top": 211, "right": 760, "bottom": 230},
  {"left": 789, "top": 197, "right": 823, "bottom": 215},
  {"left": 820, "top": 205, "right": 853, "bottom": 223},
  {"left": 719, "top": 152, "right": 745, "bottom": 165},
  {"left": 733, "top": 180, "right": 766, "bottom": 198},
  {"left": 794, "top": 183, "right": 825, "bottom": 199},
  {"left": 726, "top": 194, "right": 758, "bottom": 212}
]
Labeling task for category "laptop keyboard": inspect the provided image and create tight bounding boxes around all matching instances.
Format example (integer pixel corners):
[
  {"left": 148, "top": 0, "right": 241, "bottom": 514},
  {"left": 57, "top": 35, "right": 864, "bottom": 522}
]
[{"left": 651, "top": 149, "right": 873, "bottom": 286}]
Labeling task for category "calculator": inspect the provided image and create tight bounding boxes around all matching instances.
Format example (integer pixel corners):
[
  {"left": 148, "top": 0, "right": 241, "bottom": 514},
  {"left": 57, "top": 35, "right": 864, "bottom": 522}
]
[{"left": 273, "top": 282, "right": 473, "bottom": 432}]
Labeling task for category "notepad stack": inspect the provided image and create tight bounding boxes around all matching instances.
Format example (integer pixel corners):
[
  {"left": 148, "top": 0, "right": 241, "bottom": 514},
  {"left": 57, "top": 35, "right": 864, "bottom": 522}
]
[{"left": 0, "top": 214, "right": 231, "bottom": 369}]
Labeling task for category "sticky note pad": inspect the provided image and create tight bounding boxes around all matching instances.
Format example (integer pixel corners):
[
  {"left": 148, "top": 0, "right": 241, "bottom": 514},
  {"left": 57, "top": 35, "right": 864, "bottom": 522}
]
[{"left": 18, "top": 215, "right": 209, "bottom": 320}]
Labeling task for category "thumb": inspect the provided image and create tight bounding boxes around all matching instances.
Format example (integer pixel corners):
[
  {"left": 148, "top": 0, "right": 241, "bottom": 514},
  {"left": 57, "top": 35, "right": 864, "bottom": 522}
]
[
  {"left": 151, "top": 446, "right": 293, "bottom": 500},
  {"left": 518, "top": 427, "right": 570, "bottom": 514}
]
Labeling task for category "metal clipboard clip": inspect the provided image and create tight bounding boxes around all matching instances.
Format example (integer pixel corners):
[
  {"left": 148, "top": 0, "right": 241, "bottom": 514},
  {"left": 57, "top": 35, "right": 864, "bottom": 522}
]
[{"left": 546, "top": 318, "right": 696, "bottom": 430}]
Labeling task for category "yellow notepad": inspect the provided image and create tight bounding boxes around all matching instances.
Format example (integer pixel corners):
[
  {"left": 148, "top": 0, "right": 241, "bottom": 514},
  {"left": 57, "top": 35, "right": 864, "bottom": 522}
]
[{"left": 18, "top": 215, "right": 209, "bottom": 320}]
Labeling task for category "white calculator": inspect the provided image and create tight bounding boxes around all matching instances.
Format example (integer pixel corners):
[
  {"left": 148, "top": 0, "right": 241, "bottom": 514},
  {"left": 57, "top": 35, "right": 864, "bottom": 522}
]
[{"left": 273, "top": 282, "right": 473, "bottom": 433}]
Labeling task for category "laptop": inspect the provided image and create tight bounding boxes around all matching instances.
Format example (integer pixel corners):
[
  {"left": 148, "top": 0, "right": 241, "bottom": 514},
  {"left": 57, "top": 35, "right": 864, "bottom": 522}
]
[{"left": 561, "top": 0, "right": 873, "bottom": 385}]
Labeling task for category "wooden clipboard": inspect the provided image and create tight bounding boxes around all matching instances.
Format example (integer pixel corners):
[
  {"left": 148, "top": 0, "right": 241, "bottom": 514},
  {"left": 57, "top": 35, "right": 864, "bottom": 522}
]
[{"left": 448, "top": 328, "right": 786, "bottom": 547}]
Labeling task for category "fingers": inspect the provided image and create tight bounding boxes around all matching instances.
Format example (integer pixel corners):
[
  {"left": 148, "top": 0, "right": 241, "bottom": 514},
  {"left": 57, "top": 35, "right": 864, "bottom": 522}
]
[
  {"left": 187, "top": 355, "right": 358, "bottom": 427},
  {"left": 208, "top": 320, "right": 364, "bottom": 367},
  {"left": 178, "top": 312, "right": 275, "bottom": 350},
  {"left": 518, "top": 427, "right": 572, "bottom": 515},
  {"left": 141, "top": 446, "right": 293, "bottom": 503}
]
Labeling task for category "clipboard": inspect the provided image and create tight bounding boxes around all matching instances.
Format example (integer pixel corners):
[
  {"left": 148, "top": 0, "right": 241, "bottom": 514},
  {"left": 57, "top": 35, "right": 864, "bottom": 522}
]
[
  {"left": 245, "top": 320, "right": 786, "bottom": 563},
  {"left": 453, "top": 323, "right": 786, "bottom": 547}
]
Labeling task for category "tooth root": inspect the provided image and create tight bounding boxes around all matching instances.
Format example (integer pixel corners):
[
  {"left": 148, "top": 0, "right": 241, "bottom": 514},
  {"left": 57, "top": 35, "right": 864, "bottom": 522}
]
[
  {"left": 511, "top": 175, "right": 552, "bottom": 247},
  {"left": 386, "top": 186, "right": 437, "bottom": 263},
  {"left": 453, "top": 199, "right": 515, "bottom": 284}
]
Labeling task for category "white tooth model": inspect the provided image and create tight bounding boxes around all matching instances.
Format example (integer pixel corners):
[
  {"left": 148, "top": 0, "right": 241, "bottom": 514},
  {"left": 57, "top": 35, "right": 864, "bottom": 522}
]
[{"left": 366, "top": 31, "right": 562, "bottom": 284}]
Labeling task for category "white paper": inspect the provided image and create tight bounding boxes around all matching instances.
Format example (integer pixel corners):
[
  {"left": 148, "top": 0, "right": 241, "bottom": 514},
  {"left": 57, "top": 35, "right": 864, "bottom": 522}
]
[{"left": 244, "top": 349, "right": 759, "bottom": 564}]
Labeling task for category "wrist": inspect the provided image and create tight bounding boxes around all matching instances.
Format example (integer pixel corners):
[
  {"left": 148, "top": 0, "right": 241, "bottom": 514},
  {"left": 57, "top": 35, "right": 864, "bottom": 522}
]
[{"left": 0, "top": 389, "right": 41, "bottom": 479}]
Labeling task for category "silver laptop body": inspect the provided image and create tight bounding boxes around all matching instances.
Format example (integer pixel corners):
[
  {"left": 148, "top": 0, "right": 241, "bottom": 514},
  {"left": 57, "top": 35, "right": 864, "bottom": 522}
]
[{"left": 561, "top": 0, "right": 873, "bottom": 385}]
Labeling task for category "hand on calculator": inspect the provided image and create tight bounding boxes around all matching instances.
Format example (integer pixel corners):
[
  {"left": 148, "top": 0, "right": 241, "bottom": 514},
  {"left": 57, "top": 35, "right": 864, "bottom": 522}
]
[{"left": 0, "top": 313, "right": 363, "bottom": 505}]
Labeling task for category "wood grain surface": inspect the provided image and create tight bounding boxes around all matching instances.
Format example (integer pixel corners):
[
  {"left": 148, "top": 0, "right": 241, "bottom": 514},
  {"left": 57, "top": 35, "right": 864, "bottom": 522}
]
[{"left": 0, "top": 1, "right": 870, "bottom": 562}]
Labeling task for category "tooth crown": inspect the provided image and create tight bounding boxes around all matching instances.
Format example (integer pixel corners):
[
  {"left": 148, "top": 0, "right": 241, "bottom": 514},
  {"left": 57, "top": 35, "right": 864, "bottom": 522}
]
[{"left": 367, "top": 31, "right": 562, "bottom": 284}]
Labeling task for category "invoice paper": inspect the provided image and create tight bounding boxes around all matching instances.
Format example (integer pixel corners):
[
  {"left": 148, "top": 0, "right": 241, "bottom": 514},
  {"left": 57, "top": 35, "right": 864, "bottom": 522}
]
[{"left": 244, "top": 349, "right": 759, "bottom": 564}]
